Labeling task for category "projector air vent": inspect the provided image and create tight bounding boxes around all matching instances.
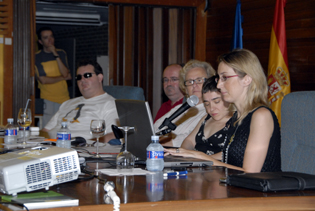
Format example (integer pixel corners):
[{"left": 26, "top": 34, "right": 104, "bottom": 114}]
[
  {"left": 26, "top": 161, "right": 52, "bottom": 184},
  {"left": 56, "top": 171, "right": 78, "bottom": 183},
  {"left": 53, "top": 155, "right": 78, "bottom": 174}
]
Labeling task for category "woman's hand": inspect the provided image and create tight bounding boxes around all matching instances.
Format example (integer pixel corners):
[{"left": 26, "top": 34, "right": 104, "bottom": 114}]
[
  {"left": 164, "top": 147, "right": 219, "bottom": 161},
  {"left": 164, "top": 147, "right": 195, "bottom": 157}
]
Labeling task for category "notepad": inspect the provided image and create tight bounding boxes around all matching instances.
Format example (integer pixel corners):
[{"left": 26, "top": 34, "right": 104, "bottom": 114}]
[{"left": 1, "top": 191, "right": 79, "bottom": 210}]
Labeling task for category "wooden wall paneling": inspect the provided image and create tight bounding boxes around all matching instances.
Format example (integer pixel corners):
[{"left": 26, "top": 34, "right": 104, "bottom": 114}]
[
  {"left": 206, "top": 0, "right": 315, "bottom": 93},
  {"left": 152, "top": 8, "right": 163, "bottom": 117},
  {"left": 145, "top": 7, "right": 154, "bottom": 109},
  {"left": 194, "top": 1, "right": 207, "bottom": 61},
  {"left": 1, "top": 0, "right": 13, "bottom": 124},
  {"left": 168, "top": 8, "right": 178, "bottom": 64},
  {"left": 108, "top": 4, "right": 118, "bottom": 85},
  {"left": 176, "top": 9, "right": 183, "bottom": 64},
  {"left": 182, "top": 8, "right": 193, "bottom": 63},
  {"left": 76, "top": 0, "right": 204, "bottom": 7},
  {"left": 30, "top": 0, "right": 36, "bottom": 123},
  {"left": 161, "top": 8, "right": 169, "bottom": 71},
  {"left": 285, "top": 0, "right": 315, "bottom": 92},
  {"left": 117, "top": 5, "right": 124, "bottom": 85},
  {"left": 123, "top": 6, "right": 134, "bottom": 86},
  {"left": 137, "top": 7, "right": 146, "bottom": 89},
  {"left": 12, "top": 0, "right": 33, "bottom": 123},
  {"left": 133, "top": 6, "right": 139, "bottom": 86}
]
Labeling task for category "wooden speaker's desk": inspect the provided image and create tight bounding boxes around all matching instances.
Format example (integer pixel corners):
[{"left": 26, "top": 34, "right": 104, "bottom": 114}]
[{"left": 27, "top": 163, "right": 315, "bottom": 211}]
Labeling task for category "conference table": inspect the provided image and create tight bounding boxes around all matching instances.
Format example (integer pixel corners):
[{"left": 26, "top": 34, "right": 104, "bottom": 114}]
[
  {"left": 0, "top": 136, "right": 315, "bottom": 211},
  {"left": 13, "top": 163, "right": 315, "bottom": 211}
]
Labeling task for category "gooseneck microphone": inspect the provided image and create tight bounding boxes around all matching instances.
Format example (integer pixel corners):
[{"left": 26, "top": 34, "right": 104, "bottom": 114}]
[{"left": 157, "top": 95, "right": 199, "bottom": 132}]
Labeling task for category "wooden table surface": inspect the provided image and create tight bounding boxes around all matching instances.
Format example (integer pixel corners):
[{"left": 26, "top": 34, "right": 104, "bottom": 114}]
[
  {"left": 26, "top": 162, "right": 315, "bottom": 211},
  {"left": 0, "top": 137, "right": 315, "bottom": 211}
]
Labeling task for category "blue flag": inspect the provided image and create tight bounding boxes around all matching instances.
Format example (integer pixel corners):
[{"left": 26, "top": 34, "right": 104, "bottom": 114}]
[{"left": 231, "top": 0, "right": 243, "bottom": 50}]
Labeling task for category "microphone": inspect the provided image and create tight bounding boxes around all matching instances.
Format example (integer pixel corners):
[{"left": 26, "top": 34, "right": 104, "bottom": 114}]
[
  {"left": 155, "top": 128, "right": 172, "bottom": 136},
  {"left": 158, "top": 95, "right": 199, "bottom": 130}
]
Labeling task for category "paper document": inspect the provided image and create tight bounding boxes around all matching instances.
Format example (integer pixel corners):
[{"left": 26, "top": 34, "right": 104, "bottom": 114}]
[{"left": 97, "top": 168, "right": 155, "bottom": 176}]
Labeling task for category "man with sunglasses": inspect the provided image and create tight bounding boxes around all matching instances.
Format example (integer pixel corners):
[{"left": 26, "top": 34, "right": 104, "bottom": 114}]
[
  {"left": 43, "top": 60, "right": 118, "bottom": 143},
  {"left": 35, "top": 27, "right": 71, "bottom": 127},
  {"left": 154, "top": 64, "right": 184, "bottom": 123}
]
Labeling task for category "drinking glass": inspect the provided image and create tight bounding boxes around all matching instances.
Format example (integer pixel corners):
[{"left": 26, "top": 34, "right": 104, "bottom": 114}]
[
  {"left": 116, "top": 126, "right": 135, "bottom": 170},
  {"left": 17, "top": 108, "right": 32, "bottom": 145},
  {"left": 90, "top": 119, "right": 106, "bottom": 158}
]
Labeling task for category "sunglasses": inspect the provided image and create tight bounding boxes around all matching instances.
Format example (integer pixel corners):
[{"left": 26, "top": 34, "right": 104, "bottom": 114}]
[{"left": 75, "top": 73, "right": 95, "bottom": 81}]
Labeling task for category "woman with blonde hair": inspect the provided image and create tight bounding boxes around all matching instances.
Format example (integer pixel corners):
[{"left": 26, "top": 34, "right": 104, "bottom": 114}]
[{"left": 167, "top": 49, "right": 281, "bottom": 173}]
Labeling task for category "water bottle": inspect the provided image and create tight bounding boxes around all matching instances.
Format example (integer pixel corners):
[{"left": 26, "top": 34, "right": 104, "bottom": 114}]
[
  {"left": 4, "top": 118, "right": 18, "bottom": 144},
  {"left": 56, "top": 122, "right": 71, "bottom": 148},
  {"left": 146, "top": 135, "right": 164, "bottom": 171},
  {"left": 18, "top": 126, "right": 30, "bottom": 139},
  {"left": 146, "top": 172, "right": 164, "bottom": 201}
]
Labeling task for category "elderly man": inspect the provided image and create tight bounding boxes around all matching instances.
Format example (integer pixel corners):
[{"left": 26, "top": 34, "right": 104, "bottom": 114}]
[
  {"left": 43, "top": 60, "right": 118, "bottom": 143},
  {"left": 154, "top": 64, "right": 184, "bottom": 123}
]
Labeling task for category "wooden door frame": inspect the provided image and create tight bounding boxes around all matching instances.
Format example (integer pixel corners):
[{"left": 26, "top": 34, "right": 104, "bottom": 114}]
[{"left": 22, "top": 0, "right": 207, "bottom": 124}]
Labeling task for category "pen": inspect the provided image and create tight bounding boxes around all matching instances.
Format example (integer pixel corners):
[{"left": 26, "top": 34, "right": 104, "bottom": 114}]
[
  {"left": 163, "top": 175, "right": 188, "bottom": 180},
  {"left": 163, "top": 170, "right": 188, "bottom": 177}
]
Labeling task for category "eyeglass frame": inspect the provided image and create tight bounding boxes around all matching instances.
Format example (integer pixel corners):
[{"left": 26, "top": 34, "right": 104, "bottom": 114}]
[
  {"left": 184, "top": 77, "right": 206, "bottom": 86},
  {"left": 216, "top": 75, "right": 238, "bottom": 83},
  {"left": 75, "top": 72, "right": 96, "bottom": 81}
]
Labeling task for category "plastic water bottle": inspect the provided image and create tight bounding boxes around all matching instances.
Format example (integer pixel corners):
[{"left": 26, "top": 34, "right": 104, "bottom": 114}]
[
  {"left": 18, "top": 126, "right": 30, "bottom": 139},
  {"left": 56, "top": 122, "right": 71, "bottom": 148},
  {"left": 4, "top": 118, "right": 18, "bottom": 144},
  {"left": 146, "top": 172, "right": 164, "bottom": 201},
  {"left": 146, "top": 135, "right": 164, "bottom": 171}
]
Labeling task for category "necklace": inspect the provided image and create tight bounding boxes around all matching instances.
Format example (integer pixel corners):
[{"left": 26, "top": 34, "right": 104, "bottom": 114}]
[{"left": 222, "top": 123, "right": 239, "bottom": 164}]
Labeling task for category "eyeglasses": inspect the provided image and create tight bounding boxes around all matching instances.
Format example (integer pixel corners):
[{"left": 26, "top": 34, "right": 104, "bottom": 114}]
[
  {"left": 216, "top": 75, "right": 238, "bottom": 83},
  {"left": 184, "top": 77, "right": 206, "bottom": 86},
  {"left": 75, "top": 73, "right": 95, "bottom": 81},
  {"left": 163, "top": 77, "right": 179, "bottom": 83}
]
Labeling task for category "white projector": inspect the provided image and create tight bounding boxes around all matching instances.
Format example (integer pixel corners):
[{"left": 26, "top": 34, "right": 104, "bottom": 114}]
[{"left": 0, "top": 146, "right": 81, "bottom": 196}]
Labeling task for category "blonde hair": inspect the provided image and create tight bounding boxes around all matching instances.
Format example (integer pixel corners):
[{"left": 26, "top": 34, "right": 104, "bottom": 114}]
[
  {"left": 218, "top": 49, "right": 268, "bottom": 124},
  {"left": 179, "top": 60, "right": 216, "bottom": 96}
]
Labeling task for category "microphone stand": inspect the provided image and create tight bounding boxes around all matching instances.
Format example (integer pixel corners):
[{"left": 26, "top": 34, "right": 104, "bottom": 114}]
[
  {"left": 159, "top": 118, "right": 177, "bottom": 131},
  {"left": 156, "top": 118, "right": 177, "bottom": 136}
]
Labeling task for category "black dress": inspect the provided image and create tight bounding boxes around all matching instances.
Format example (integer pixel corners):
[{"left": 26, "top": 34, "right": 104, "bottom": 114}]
[
  {"left": 194, "top": 114, "right": 233, "bottom": 155},
  {"left": 222, "top": 106, "right": 281, "bottom": 172}
]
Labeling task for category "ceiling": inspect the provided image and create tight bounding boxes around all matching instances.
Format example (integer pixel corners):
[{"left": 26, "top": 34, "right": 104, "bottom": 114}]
[{"left": 36, "top": 1, "right": 108, "bottom": 26}]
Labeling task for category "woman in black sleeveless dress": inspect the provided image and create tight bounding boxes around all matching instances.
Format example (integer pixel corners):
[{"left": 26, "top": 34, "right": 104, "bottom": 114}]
[
  {"left": 164, "top": 76, "right": 233, "bottom": 161},
  {"left": 166, "top": 49, "right": 281, "bottom": 173}
]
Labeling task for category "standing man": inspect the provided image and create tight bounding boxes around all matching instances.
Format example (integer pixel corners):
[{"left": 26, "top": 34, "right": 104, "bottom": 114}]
[
  {"left": 35, "top": 26, "right": 71, "bottom": 127},
  {"left": 154, "top": 64, "right": 184, "bottom": 123}
]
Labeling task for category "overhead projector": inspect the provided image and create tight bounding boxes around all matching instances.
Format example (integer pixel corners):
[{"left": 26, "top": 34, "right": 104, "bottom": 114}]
[{"left": 0, "top": 146, "right": 81, "bottom": 196}]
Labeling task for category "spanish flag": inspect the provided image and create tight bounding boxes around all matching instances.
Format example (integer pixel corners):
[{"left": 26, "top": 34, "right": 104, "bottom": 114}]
[{"left": 267, "top": 0, "right": 291, "bottom": 126}]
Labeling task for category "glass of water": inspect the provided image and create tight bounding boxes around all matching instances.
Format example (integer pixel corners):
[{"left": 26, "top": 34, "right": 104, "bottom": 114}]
[{"left": 90, "top": 119, "right": 106, "bottom": 158}]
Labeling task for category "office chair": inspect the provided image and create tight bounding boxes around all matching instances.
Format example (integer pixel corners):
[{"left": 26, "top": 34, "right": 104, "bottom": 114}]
[
  {"left": 281, "top": 91, "right": 315, "bottom": 174},
  {"left": 103, "top": 85, "right": 145, "bottom": 101}
]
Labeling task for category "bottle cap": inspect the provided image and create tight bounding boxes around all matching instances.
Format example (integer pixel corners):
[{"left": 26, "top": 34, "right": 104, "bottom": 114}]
[
  {"left": 61, "top": 122, "right": 67, "bottom": 126},
  {"left": 7, "top": 118, "right": 13, "bottom": 123},
  {"left": 151, "top": 135, "right": 159, "bottom": 141}
]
